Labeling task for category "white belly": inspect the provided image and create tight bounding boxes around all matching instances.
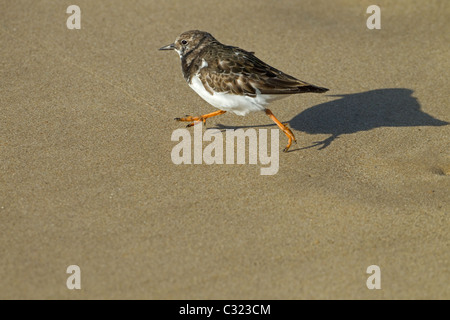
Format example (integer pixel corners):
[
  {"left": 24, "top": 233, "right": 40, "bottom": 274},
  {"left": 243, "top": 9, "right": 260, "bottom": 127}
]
[{"left": 188, "top": 74, "right": 284, "bottom": 116}]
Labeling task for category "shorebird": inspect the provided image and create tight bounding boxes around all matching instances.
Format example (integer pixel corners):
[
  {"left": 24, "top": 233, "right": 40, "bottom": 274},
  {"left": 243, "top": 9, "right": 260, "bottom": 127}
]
[{"left": 160, "top": 30, "right": 328, "bottom": 152}]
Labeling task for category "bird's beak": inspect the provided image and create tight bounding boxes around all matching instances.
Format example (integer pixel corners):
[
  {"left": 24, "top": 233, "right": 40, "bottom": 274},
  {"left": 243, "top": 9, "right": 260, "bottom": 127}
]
[{"left": 159, "top": 43, "right": 175, "bottom": 51}]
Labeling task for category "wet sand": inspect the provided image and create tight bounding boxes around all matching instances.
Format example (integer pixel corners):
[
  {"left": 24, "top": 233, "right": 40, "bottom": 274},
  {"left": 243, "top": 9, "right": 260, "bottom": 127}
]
[{"left": 0, "top": 0, "right": 449, "bottom": 299}]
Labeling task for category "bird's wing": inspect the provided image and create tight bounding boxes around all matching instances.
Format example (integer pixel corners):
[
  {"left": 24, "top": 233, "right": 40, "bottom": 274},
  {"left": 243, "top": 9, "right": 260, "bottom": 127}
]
[{"left": 198, "top": 46, "right": 328, "bottom": 96}]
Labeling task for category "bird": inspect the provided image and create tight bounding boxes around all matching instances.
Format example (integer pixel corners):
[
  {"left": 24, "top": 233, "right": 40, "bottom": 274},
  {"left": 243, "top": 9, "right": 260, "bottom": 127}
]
[{"left": 159, "top": 30, "right": 328, "bottom": 152}]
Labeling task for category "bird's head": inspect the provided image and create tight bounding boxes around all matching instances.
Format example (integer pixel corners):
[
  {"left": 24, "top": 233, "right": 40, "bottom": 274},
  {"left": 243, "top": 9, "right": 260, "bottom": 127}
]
[{"left": 159, "top": 30, "right": 216, "bottom": 58}]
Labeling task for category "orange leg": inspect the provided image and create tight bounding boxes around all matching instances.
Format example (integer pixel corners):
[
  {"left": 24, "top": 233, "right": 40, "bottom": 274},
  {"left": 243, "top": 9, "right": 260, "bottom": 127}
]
[
  {"left": 175, "top": 110, "right": 226, "bottom": 127},
  {"left": 265, "top": 109, "right": 297, "bottom": 152}
]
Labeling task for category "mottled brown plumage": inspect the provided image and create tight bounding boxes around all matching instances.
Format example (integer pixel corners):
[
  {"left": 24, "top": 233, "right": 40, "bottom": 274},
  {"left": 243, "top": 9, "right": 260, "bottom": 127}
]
[{"left": 159, "top": 30, "right": 329, "bottom": 152}]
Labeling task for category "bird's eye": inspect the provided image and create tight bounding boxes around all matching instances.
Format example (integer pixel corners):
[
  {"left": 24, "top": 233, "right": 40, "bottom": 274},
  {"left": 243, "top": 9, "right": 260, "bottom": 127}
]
[{"left": 181, "top": 40, "right": 188, "bottom": 45}]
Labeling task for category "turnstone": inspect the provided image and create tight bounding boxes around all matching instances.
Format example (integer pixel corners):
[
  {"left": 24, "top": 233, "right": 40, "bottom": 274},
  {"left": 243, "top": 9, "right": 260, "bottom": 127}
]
[{"left": 159, "top": 30, "right": 328, "bottom": 152}]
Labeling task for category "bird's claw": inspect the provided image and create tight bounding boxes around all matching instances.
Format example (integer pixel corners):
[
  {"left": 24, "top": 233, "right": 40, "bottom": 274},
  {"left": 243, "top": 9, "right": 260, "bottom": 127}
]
[{"left": 175, "top": 115, "right": 206, "bottom": 127}]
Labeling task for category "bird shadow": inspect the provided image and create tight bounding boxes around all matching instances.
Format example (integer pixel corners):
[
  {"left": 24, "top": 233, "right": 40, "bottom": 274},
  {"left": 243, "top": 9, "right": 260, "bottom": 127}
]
[{"left": 210, "top": 88, "right": 449, "bottom": 151}]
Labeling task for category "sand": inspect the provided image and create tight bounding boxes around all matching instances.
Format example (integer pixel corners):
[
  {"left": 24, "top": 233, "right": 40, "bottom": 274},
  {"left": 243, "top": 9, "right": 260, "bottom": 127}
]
[{"left": 0, "top": 0, "right": 449, "bottom": 299}]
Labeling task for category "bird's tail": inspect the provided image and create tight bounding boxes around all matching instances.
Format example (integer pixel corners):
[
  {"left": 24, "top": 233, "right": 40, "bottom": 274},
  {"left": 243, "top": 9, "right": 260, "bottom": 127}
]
[{"left": 302, "top": 85, "right": 329, "bottom": 93}]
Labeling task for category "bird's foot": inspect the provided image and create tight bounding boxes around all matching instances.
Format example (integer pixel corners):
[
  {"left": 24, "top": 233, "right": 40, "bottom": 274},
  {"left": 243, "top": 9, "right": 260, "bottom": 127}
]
[
  {"left": 174, "top": 115, "right": 206, "bottom": 128},
  {"left": 281, "top": 123, "right": 297, "bottom": 153}
]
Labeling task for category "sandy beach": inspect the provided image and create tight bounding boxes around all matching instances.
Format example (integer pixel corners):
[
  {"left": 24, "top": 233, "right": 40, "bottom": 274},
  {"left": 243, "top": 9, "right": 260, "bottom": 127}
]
[{"left": 0, "top": 0, "right": 449, "bottom": 299}]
